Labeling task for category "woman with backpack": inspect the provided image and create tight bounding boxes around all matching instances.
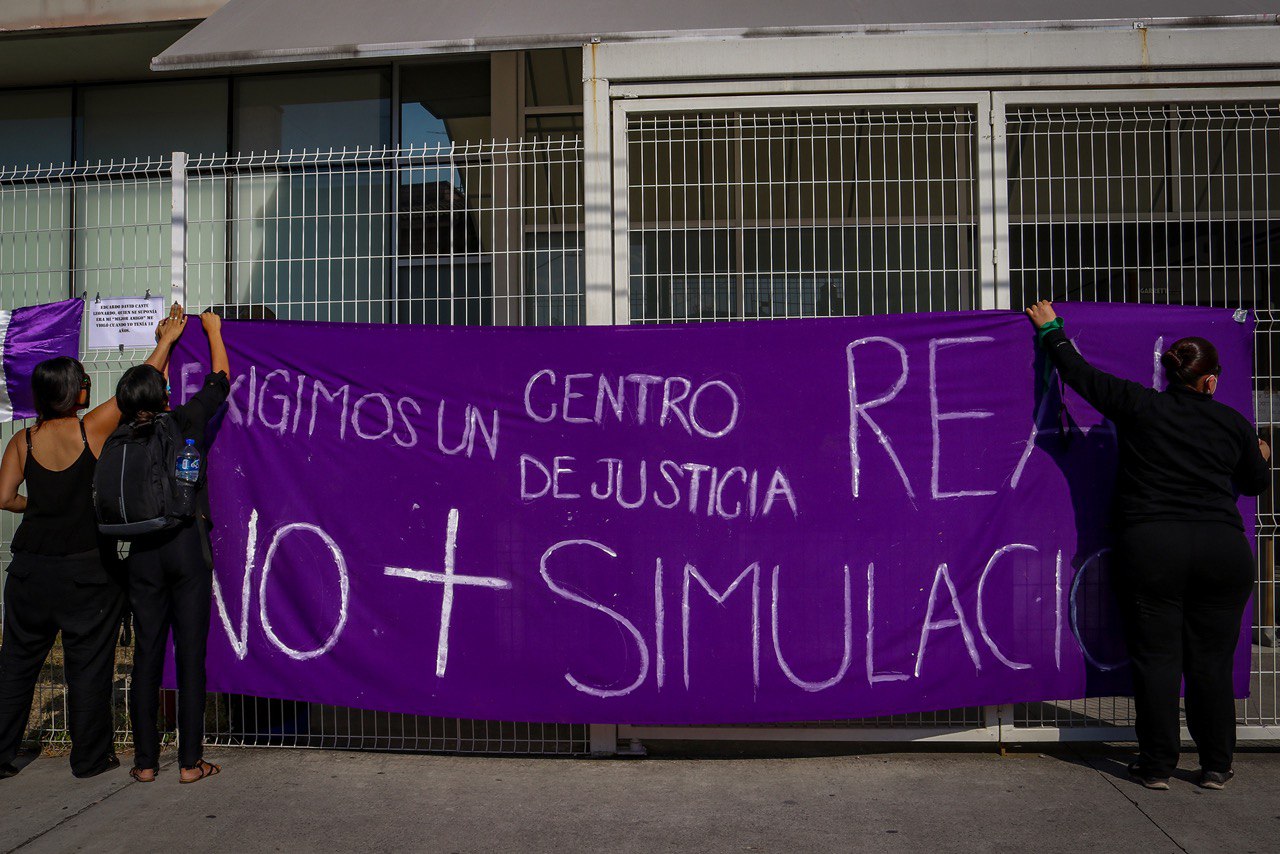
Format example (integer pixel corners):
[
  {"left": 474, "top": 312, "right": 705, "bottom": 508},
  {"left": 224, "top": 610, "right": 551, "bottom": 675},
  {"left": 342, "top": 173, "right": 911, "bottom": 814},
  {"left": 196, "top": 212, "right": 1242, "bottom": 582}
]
[
  {"left": 114, "top": 309, "right": 229, "bottom": 785},
  {"left": 0, "top": 304, "right": 188, "bottom": 780}
]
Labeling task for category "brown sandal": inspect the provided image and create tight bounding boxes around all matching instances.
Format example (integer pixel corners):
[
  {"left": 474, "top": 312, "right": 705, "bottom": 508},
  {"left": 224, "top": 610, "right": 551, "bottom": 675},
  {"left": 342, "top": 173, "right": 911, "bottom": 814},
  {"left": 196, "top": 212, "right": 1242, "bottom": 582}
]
[
  {"left": 129, "top": 767, "right": 157, "bottom": 783},
  {"left": 179, "top": 760, "right": 220, "bottom": 784}
]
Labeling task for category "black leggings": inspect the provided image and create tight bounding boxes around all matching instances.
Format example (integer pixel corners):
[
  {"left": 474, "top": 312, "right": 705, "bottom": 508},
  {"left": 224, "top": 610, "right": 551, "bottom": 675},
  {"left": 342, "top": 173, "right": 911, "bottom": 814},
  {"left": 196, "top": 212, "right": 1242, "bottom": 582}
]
[
  {"left": 127, "top": 520, "right": 212, "bottom": 770},
  {"left": 1113, "top": 521, "right": 1254, "bottom": 776},
  {"left": 0, "top": 551, "right": 124, "bottom": 776}
]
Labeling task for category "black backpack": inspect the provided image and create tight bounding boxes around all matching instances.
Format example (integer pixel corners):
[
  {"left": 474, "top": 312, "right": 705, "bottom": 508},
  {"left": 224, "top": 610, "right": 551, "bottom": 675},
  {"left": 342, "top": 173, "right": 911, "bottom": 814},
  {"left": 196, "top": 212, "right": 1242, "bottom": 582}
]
[{"left": 93, "top": 414, "right": 197, "bottom": 538}]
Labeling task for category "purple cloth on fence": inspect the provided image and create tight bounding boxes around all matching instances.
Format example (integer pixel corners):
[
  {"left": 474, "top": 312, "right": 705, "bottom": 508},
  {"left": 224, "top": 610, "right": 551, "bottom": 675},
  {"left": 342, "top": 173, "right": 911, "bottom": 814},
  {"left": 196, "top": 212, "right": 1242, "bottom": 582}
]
[
  {"left": 168, "top": 303, "right": 1256, "bottom": 723},
  {"left": 0, "top": 299, "right": 83, "bottom": 422}
]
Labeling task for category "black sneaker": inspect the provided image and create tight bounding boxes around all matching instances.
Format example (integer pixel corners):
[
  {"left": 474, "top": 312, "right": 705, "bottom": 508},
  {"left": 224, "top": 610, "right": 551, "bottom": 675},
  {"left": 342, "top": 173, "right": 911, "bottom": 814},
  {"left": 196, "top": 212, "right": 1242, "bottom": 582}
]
[
  {"left": 0, "top": 763, "right": 19, "bottom": 780},
  {"left": 72, "top": 754, "right": 120, "bottom": 779},
  {"left": 1198, "top": 769, "right": 1234, "bottom": 790},
  {"left": 1128, "top": 761, "right": 1170, "bottom": 790}
]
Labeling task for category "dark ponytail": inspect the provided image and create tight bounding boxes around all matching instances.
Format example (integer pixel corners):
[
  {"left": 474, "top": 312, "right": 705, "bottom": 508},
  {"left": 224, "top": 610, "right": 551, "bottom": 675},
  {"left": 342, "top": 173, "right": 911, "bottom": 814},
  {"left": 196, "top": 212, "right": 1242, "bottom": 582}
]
[
  {"left": 115, "top": 364, "right": 168, "bottom": 426},
  {"left": 1160, "top": 337, "right": 1220, "bottom": 388}
]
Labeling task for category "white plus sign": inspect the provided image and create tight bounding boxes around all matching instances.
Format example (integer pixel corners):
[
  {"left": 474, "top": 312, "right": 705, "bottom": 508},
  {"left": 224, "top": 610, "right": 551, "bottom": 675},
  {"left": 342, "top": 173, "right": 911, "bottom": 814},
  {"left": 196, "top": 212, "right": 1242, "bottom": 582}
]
[{"left": 384, "top": 508, "right": 511, "bottom": 677}]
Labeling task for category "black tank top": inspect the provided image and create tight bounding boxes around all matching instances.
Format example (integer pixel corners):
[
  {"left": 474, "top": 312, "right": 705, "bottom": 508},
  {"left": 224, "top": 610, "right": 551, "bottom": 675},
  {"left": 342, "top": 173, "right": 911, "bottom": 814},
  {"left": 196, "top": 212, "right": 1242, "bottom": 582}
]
[{"left": 11, "top": 419, "right": 100, "bottom": 556}]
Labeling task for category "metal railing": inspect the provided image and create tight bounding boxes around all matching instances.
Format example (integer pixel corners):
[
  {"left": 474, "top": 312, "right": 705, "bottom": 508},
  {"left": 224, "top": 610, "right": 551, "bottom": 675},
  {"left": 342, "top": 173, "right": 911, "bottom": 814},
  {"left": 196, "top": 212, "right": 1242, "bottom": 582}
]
[
  {"left": 614, "top": 93, "right": 1280, "bottom": 743},
  {"left": 2, "top": 89, "right": 1279, "bottom": 752},
  {"left": 625, "top": 108, "right": 978, "bottom": 323},
  {"left": 0, "top": 139, "right": 590, "bottom": 755},
  {"left": 1001, "top": 100, "right": 1280, "bottom": 736}
]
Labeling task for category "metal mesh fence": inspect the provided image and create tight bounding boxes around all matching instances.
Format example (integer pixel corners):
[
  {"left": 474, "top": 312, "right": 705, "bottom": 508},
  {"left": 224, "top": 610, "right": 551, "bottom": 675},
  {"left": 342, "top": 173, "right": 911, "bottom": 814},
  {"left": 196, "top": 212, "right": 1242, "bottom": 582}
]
[
  {"left": 1004, "top": 101, "right": 1280, "bottom": 731},
  {"left": 621, "top": 96, "right": 1280, "bottom": 738},
  {"left": 623, "top": 105, "right": 983, "bottom": 731},
  {"left": 0, "top": 140, "right": 589, "bottom": 755},
  {"left": 0, "top": 158, "right": 175, "bottom": 749},
  {"left": 184, "top": 143, "right": 584, "bottom": 327},
  {"left": 625, "top": 108, "right": 978, "bottom": 323},
  {"left": 3, "top": 93, "right": 1279, "bottom": 750}
]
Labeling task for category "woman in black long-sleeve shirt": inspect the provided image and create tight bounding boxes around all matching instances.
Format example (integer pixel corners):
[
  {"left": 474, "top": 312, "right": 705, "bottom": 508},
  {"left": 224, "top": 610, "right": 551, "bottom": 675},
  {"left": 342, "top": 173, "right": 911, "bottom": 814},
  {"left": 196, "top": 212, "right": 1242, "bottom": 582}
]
[{"left": 1027, "top": 300, "right": 1270, "bottom": 791}]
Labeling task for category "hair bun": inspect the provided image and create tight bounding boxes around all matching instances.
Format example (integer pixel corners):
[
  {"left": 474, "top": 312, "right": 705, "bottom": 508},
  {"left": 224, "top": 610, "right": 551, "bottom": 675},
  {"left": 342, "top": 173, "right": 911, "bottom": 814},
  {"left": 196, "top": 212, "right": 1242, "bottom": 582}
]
[{"left": 1160, "top": 336, "right": 1220, "bottom": 387}]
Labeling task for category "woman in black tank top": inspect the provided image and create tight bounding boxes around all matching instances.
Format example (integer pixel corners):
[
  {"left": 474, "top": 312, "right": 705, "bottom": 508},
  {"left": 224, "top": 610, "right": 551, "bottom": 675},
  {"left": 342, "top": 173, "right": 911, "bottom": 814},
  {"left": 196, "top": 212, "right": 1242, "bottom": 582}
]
[
  {"left": 0, "top": 307, "right": 187, "bottom": 781},
  {"left": 11, "top": 419, "right": 99, "bottom": 556}
]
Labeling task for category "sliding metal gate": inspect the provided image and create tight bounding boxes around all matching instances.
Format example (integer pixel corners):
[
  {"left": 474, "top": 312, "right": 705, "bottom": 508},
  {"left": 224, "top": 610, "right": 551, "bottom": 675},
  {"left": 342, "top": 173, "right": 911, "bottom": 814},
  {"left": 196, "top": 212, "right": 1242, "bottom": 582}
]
[
  {"left": 995, "top": 91, "right": 1280, "bottom": 738},
  {"left": 611, "top": 87, "right": 1280, "bottom": 743}
]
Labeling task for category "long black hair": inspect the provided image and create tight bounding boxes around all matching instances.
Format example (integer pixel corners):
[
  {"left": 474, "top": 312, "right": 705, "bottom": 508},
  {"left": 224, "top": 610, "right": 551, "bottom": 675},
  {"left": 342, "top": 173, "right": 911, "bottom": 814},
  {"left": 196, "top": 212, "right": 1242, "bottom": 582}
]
[
  {"left": 31, "top": 357, "right": 88, "bottom": 422},
  {"left": 115, "top": 364, "right": 168, "bottom": 425}
]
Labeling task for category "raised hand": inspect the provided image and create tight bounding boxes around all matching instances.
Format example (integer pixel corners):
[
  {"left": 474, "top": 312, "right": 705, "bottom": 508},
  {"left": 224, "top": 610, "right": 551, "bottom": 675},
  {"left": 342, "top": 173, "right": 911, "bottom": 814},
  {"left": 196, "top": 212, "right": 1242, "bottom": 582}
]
[
  {"left": 200, "top": 309, "right": 222, "bottom": 334},
  {"left": 1025, "top": 299, "right": 1058, "bottom": 330},
  {"left": 156, "top": 310, "right": 188, "bottom": 344}
]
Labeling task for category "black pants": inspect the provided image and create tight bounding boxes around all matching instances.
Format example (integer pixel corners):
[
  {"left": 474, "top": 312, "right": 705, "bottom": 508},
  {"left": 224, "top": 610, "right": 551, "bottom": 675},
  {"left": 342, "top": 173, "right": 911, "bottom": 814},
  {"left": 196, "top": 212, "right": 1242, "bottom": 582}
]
[
  {"left": 127, "top": 520, "right": 212, "bottom": 770},
  {"left": 0, "top": 551, "right": 124, "bottom": 777},
  {"left": 1113, "top": 521, "right": 1254, "bottom": 777}
]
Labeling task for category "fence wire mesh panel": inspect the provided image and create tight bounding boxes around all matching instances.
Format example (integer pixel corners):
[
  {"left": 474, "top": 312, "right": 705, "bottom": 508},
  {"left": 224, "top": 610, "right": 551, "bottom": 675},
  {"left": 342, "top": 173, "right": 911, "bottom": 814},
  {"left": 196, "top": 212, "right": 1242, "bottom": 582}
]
[
  {"left": 0, "top": 158, "right": 177, "bottom": 748},
  {"left": 693, "top": 708, "right": 986, "bottom": 730},
  {"left": 6, "top": 93, "right": 1280, "bottom": 749},
  {"left": 185, "top": 142, "right": 585, "bottom": 327},
  {"left": 0, "top": 140, "right": 589, "bottom": 756},
  {"left": 1004, "top": 100, "right": 1280, "bottom": 732},
  {"left": 621, "top": 103, "right": 985, "bottom": 733},
  {"left": 626, "top": 108, "right": 979, "bottom": 324}
]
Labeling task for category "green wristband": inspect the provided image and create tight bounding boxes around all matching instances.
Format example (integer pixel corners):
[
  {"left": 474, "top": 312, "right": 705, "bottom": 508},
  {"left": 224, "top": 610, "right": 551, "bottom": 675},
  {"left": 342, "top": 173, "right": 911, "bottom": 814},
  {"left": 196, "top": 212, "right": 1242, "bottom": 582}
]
[
  {"left": 1036, "top": 317, "right": 1064, "bottom": 387},
  {"left": 1036, "top": 317, "right": 1064, "bottom": 343}
]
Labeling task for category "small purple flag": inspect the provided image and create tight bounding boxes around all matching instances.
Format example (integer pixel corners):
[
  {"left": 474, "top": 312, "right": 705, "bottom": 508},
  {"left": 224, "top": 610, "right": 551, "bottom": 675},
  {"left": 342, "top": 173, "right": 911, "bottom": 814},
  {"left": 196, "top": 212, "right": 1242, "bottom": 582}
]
[{"left": 0, "top": 298, "right": 83, "bottom": 422}]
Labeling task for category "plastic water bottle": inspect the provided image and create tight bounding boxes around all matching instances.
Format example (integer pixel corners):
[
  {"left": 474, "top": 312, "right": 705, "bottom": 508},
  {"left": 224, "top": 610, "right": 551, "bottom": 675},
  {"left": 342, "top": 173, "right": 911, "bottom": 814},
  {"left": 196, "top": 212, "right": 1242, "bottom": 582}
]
[{"left": 175, "top": 439, "right": 201, "bottom": 485}]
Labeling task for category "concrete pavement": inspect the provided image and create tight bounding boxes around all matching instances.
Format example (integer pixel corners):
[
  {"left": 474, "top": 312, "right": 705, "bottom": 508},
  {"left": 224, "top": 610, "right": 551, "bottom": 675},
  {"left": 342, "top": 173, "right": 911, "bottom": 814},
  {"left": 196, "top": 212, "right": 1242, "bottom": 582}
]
[{"left": 3, "top": 744, "right": 1278, "bottom": 853}]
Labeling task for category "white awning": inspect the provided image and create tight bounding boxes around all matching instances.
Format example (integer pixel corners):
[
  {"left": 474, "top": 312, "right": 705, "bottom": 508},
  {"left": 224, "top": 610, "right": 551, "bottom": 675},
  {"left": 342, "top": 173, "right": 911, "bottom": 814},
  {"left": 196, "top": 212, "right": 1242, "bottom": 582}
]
[{"left": 151, "top": 0, "right": 1276, "bottom": 71}]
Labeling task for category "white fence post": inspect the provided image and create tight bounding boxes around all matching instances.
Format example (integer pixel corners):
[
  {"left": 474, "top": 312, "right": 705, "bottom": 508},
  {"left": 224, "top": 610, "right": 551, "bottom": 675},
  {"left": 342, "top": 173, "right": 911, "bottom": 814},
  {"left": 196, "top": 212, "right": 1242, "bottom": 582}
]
[
  {"left": 170, "top": 151, "right": 187, "bottom": 310},
  {"left": 582, "top": 42, "right": 614, "bottom": 326},
  {"left": 590, "top": 723, "right": 619, "bottom": 756},
  {"left": 584, "top": 44, "right": 621, "bottom": 753},
  {"left": 988, "top": 96, "right": 1012, "bottom": 312}
]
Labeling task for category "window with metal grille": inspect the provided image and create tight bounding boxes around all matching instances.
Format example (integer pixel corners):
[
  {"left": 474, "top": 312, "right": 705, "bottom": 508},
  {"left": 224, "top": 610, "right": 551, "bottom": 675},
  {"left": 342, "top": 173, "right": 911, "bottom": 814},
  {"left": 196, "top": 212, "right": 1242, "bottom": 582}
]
[
  {"left": 1006, "top": 103, "right": 1279, "bottom": 311},
  {"left": 626, "top": 108, "right": 979, "bottom": 323}
]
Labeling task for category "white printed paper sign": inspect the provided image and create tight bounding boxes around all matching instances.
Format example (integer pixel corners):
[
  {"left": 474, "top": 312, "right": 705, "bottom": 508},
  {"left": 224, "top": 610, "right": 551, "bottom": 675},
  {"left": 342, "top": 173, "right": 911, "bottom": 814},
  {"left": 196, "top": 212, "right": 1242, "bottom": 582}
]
[{"left": 88, "top": 297, "right": 165, "bottom": 350}]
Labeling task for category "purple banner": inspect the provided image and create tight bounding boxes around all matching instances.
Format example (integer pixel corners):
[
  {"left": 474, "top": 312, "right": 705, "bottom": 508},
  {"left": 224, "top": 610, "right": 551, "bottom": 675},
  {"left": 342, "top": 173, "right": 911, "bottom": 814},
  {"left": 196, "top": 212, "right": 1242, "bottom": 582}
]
[{"left": 170, "top": 304, "right": 1255, "bottom": 723}]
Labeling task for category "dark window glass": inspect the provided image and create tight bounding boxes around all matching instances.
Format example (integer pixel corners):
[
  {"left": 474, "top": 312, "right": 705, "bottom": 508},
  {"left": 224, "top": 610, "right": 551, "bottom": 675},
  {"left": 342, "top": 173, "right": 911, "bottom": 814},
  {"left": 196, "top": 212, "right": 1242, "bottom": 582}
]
[
  {"left": 400, "top": 59, "right": 491, "bottom": 148},
  {"left": 235, "top": 71, "right": 390, "bottom": 153},
  {"left": 229, "top": 72, "right": 391, "bottom": 322},
  {"left": 525, "top": 49, "right": 582, "bottom": 108},
  {"left": 0, "top": 88, "right": 72, "bottom": 169},
  {"left": 0, "top": 89, "right": 73, "bottom": 304},
  {"left": 397, "top": 60, "right": 493, "bottom": 324},
  {"left": 525, "top": 113, "right": 583, "bottom": 142},
  {"left": 79, "top": 80, "right": 228, "bottom": 161},
  {"left": 627, "top": 109, "right": 977, "bottom": 322}
]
